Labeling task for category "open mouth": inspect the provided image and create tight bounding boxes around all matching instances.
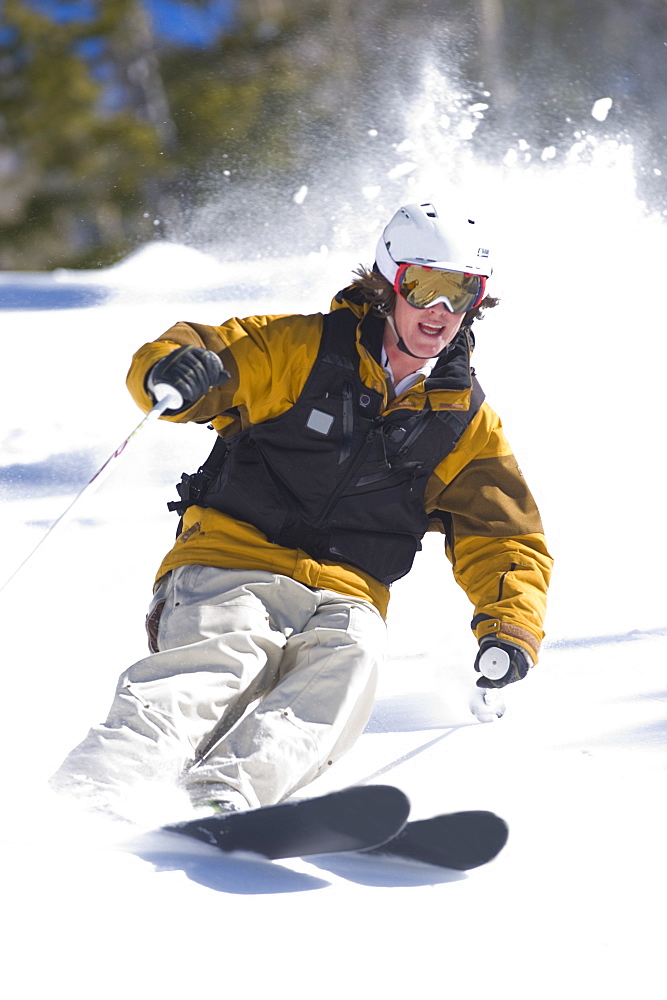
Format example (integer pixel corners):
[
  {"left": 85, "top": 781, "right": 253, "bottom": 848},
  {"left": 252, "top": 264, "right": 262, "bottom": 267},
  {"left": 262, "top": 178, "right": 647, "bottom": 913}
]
[{"left": 418, "top": 323, "right": 444, "bottom": 336}]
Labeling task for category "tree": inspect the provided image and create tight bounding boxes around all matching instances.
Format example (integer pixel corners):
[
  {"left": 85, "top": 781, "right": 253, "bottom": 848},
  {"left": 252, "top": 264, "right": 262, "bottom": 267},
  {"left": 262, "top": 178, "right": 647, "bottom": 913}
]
[{"left": 0, "top": 0, "right": 175, "bottom": 267}]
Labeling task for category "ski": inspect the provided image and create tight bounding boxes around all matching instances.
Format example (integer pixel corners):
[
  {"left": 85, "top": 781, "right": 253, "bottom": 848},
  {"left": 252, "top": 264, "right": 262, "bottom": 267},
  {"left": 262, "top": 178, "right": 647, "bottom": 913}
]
[
  {"left": 371, "top": 809, "right": 509, "bottom": 870},
  {"left": 164, "top": 784, "right": 411, "bottom": 860},
  {"left": 164, "top": 785, "right": 508, "bottom": 871}
]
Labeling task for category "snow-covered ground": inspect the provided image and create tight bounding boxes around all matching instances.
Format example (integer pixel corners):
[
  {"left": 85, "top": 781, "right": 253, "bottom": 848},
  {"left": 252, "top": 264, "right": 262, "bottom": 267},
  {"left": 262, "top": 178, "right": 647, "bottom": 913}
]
[{"left": 1, "top": 143, "right": 666, "bottom": 999}]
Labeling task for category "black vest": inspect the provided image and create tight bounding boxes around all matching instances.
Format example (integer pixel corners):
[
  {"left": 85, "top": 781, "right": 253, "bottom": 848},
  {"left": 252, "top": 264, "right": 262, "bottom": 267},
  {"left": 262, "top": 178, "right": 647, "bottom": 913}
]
[{"left": 170, "top": 305, "right": 484, "bottom": 586}]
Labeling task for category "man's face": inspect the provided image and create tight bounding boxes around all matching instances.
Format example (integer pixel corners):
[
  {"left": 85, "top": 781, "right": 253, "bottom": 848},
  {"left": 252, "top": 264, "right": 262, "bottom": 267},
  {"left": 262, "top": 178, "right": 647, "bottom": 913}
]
[{"left": 392, "top": 291, "right": 465, "bottom": 359}]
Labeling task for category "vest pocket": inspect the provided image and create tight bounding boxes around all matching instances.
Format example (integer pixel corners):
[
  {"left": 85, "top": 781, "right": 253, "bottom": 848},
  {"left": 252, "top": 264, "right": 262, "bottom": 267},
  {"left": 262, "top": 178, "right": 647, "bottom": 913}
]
[{"left": 327, "top": 527, "right": 422, "bottom": 585}]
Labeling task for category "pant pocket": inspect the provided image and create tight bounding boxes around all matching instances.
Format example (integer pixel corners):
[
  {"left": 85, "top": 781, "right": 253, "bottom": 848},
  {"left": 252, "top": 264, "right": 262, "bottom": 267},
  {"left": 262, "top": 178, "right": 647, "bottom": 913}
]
[{"left": 145, "top": 599, "right": 166, "bottom": 654}]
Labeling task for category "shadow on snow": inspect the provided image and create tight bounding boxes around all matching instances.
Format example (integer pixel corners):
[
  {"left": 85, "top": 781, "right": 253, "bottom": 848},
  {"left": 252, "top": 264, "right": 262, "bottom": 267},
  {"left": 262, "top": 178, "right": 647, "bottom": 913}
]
[
  {"left": 0, "top": 450, "right": 101, "bottom": 500},
  {"left": 132, "top": 841, "right": 466, "bottom": 893},
  {"left": 0, "top": 284, "right": 109, "bottom": 310}
]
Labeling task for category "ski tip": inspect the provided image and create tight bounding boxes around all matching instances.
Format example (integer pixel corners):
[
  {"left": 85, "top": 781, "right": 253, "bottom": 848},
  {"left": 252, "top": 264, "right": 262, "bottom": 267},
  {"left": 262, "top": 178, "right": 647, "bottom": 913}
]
[
  {"left": 298, "top": 783, "right": 412, "bottom": 852},
  {"left": 382, "top": 809, "right": 509, "bottom": 871},
  {"left": 349, "top": 783, "right": 411, "bottom": 828},
  {"left": 356, "top": 784, "right": 410, "bottom": 808},
  {"left": 428, "top": 810, "right": 509, "bottom": 869}
]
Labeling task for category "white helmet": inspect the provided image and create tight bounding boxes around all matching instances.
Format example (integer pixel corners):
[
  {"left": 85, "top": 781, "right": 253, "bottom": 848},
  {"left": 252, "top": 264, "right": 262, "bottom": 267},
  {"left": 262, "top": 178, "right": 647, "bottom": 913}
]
[{"left": 375, "top": 202, "right": 493, "bottom": 282}]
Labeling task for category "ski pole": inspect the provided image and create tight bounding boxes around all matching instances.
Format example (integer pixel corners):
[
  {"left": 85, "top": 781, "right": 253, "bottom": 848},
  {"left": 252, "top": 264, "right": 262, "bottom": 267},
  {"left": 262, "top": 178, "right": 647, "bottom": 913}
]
[{"left": 0, "top": 384, "right": 183, "bottom": 595}]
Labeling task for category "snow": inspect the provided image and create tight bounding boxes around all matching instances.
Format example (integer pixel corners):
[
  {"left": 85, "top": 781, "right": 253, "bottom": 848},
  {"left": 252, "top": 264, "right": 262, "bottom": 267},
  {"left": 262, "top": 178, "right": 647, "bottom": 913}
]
[
  {"left": 1, "top": 156, "right": 666, "bottom": 1000},
  {"left": 592, "top": 97, "right": 613, "bottom": 122}
]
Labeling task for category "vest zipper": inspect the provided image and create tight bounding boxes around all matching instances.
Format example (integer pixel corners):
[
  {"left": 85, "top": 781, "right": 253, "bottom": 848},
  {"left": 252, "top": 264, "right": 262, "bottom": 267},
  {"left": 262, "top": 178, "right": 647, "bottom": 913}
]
[
  {"left": 396, "top": 406, "right": 438, "bottom": 457},
  {"left": 315, "top": 422, "right": 378, "bottom": 525},
  {"left": 339, "top": 381, "right": 354, "bottom": 464}
]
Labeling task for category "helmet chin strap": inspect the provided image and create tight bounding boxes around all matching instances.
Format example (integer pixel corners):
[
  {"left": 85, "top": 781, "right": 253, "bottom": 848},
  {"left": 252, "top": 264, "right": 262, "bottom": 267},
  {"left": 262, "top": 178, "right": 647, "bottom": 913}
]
[{"left": 385, "top": 314, "right": 440, "bottom": 361}]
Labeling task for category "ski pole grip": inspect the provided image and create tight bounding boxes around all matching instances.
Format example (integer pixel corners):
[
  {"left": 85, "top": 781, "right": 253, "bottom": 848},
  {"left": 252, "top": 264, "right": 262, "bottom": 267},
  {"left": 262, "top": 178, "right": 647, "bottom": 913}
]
[
  {"left": 151, "top": 383, "right": 184, "bottom": 413},
  {"left": 478, "top": 646, "right": 510, "bottom": 680}
]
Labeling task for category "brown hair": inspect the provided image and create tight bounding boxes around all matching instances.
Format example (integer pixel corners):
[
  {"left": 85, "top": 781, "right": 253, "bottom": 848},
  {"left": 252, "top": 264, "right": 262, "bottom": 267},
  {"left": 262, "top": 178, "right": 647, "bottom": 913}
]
[{"left": 349, "top": 264, "right": 499, "bottom": 325}]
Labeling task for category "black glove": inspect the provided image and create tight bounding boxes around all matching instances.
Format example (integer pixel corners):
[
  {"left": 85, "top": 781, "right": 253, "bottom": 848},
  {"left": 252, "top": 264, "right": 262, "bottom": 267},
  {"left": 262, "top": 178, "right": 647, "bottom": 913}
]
[
  {"left": 147, "top": 346, "right": 229, "bottom": 412},
  {"left": 474, "top": 637, "right": 533, "bottom": 689}
]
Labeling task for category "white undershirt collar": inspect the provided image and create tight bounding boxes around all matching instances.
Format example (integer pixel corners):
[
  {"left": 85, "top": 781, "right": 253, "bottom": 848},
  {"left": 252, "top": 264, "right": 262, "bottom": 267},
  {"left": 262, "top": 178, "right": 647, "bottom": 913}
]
[{"left": 381, "top": 346, "right": 438, "bottom": 397}]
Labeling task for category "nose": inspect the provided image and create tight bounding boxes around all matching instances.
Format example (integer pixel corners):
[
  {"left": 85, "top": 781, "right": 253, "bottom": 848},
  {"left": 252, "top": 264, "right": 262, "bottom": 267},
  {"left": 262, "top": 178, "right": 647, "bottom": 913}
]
[{"left": 426, "top": 301, "right": 453, "bottom": 318}]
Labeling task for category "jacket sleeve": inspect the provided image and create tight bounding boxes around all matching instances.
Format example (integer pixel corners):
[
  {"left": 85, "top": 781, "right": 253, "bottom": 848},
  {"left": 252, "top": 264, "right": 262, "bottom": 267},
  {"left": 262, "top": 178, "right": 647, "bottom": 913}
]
[
  {"left": 426, "top": 403, "right": 553, "bottom": 662},
  {"left": 125, "top": 313, "right": 322, "bottom": 424}
]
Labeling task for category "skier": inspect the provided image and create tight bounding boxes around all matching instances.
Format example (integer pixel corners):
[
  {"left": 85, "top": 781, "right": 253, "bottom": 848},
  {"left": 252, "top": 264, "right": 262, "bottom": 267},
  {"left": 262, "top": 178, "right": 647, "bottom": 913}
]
[{"left": 51, "top": 202, "right": 552, "bottom": 823}]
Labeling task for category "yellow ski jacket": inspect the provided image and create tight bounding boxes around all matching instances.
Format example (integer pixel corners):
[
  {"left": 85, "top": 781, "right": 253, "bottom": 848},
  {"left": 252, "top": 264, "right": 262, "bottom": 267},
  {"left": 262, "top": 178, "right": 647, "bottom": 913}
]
[{"left": 127, "top": 290, "right": 552, "bottom": 662}]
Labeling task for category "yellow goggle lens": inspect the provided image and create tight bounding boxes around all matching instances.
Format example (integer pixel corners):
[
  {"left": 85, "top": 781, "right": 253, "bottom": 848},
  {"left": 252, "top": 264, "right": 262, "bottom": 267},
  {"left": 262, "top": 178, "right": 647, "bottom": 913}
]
[{"left": 396, "top": 265, "right": 484, "bottom": 312}]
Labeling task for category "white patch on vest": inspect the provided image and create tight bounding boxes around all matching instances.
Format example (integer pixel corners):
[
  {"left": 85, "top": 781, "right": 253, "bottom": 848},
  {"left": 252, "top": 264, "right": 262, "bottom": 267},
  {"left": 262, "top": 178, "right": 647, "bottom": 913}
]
[{"left": 306, "top": 408, "right": 335, "bottom": 435}]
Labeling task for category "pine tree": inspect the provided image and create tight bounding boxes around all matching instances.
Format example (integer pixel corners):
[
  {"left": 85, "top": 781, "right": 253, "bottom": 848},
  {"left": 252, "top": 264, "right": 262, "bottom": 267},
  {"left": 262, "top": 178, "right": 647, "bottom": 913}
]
[{"left": 0, "top": 0, "right": 170, "bottom": 268}]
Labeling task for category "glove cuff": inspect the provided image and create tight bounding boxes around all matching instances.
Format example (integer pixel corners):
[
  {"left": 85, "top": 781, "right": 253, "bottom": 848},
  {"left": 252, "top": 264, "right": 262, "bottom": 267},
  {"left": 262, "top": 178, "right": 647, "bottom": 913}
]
[
  {"left": 478, "top": 636, "right": 533, "bottom": 671},
  {"left": 472, "top": 617, "right": 539, "bottom": 665}
]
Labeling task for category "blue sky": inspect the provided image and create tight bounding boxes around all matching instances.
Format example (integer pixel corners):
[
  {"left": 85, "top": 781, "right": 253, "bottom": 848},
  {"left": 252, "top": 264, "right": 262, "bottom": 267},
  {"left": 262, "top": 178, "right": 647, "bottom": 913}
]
[
  {"left": 146, "top": 0, "right": 235, "bottom": 46},
  {"left": 8, "top": 1, "right": 236, "bottom": 47}
]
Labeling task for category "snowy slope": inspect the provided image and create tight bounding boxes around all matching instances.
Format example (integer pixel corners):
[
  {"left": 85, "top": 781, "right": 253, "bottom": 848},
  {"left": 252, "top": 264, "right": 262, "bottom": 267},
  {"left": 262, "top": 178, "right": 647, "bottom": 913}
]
[{"left": 1, "top": 164, "right": 666, "bottom": 1000}]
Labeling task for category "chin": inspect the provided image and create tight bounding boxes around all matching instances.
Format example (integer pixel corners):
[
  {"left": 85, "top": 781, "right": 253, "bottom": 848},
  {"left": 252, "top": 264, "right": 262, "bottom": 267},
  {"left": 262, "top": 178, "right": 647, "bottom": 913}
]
[{"left": 415, "top": 338, "right": 447, "bottom": 355}]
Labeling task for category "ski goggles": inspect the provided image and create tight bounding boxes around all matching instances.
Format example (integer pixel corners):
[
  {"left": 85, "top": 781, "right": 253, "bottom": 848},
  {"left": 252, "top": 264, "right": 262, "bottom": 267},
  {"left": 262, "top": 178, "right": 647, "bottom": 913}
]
[{"left": 393, "top": 263, "right": 486, "bottom": 312}]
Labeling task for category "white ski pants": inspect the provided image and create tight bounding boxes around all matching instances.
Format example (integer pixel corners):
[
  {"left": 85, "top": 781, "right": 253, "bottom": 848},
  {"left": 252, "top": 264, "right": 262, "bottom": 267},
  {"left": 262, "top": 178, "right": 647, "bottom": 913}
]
[{"left": 51, "top": 566, "right": 386, "bottom": 815}]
